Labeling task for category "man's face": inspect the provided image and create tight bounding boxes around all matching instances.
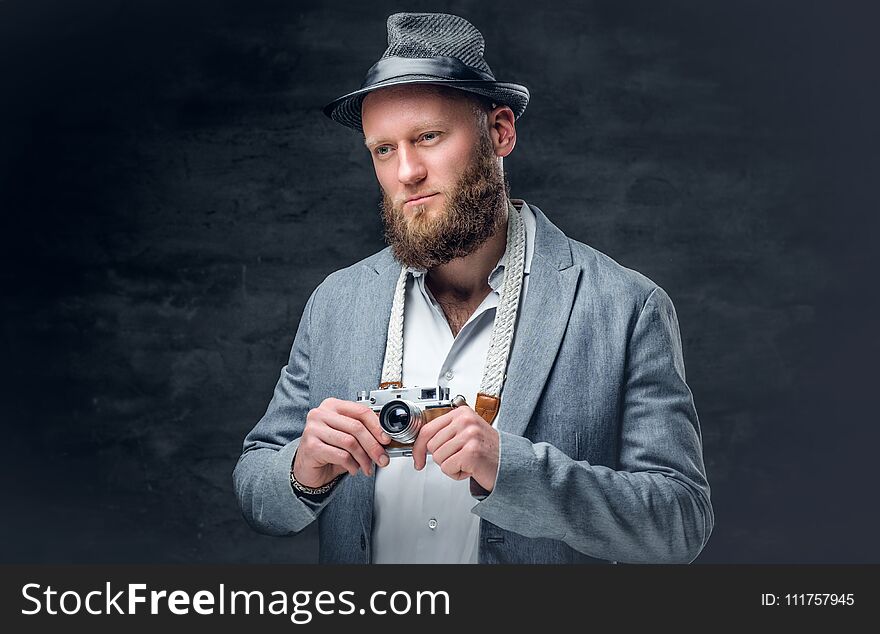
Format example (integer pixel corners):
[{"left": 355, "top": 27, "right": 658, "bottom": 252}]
[{"left": 362, "top": 85, "right": 509, "bottom": 270}]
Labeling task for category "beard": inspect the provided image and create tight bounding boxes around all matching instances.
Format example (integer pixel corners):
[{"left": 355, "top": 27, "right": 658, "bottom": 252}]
[{"left": 379, "top": 128, "right": 510, "bottom": 270}]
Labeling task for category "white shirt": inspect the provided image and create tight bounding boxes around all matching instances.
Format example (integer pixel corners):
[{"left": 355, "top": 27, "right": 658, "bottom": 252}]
[{"left": 371, "top": 200, "right": 536, "bottom": 563}]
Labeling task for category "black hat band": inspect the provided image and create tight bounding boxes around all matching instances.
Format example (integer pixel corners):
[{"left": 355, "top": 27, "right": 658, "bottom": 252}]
[{"left": 362, "top": 55, "right": 496, "bottom": 88}]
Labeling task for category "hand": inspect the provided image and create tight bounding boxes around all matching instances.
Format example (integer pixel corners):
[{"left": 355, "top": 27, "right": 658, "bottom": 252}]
[
  {"left": 293, "top": 398, "right": 391, "bottom": 488},
  {"left": 411, "top": 405, "right": 500, "bottom": 492}
]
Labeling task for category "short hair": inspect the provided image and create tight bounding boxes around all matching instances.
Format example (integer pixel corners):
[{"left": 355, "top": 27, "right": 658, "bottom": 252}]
[{"left": 466, "top": 93, "right": 497, "bottom": 131}]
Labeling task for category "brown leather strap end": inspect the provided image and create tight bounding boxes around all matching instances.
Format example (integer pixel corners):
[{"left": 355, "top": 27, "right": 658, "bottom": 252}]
[
  {"left": 474, "top": 392, "right": 500, "bottom": 424},
  {"left": 378, "top": 381, "right": 403, "bottom": 389}
]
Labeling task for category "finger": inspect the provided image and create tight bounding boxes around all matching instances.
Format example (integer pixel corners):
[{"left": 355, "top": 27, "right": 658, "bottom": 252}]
[
  {"left": 312, "top": 443, "right": 361, "bottom": 477},
  {"left": 426, "top": 420, "right": 459, "bottom": 456},
  {"left": 331, "top": 400, "right": 391, "bottom": 445},
  {"left": 320, "top": 411, "right": 390, "bottom": 468},
  {"left": 411, "top": 410, "right": 457, "bottom": 470},
  {"left": 299, "top": 430, "right": 354, "bottom": 474},
  {"left": 438, "top": 450, "right": 471, "bottom": 480},
  {"left": 316, "top": 426, "right": 373, "bottom": 475},
  {"left": 314, "top": 425, "right": 375, "bottom": 476},
  {"left": 430, "top": 431, "right": 468, "bottom": 466}
]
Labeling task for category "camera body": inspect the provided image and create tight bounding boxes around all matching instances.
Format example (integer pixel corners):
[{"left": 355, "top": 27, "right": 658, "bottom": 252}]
[{"left": 357, "top": 385, "right": 459, "bottom": 457}]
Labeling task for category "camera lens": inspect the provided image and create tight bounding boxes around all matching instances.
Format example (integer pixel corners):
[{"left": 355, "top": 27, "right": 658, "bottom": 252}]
[
  {"left": 384, "top": 405, "right": 410, "bottom": 434},
  {"left": 378, "top": 400, "right": 424, "bottom": 443}
]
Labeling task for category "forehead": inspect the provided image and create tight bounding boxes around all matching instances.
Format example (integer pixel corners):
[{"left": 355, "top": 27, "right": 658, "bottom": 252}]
[{"left": 361, "top": 85, "right": 475, "bottom": 138}]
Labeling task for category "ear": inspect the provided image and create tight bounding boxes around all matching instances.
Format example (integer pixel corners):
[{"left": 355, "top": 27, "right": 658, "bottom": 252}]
[{"left": 488, "top": 105, "right": 517, "bottom": 158}]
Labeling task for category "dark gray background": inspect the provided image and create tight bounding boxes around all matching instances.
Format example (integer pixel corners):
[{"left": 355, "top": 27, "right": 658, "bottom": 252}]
[{"left": 1, "top": 0, "right": 877, "bottom": 563}]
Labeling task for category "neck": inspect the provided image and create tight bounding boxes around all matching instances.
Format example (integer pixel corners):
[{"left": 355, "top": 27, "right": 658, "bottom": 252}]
[{"left": 426, "top": 206, "right": 509, "bottom": 301}]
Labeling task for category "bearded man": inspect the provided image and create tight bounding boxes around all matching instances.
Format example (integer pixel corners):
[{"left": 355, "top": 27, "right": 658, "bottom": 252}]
[{"left": 233, "top": 12, "right": 714, "bottom": 564}]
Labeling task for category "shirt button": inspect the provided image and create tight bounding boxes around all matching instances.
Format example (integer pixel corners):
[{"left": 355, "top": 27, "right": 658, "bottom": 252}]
[
  {"left": 428, "top": 518, "right": 438, "bottom": 530},
  {"left": 444, "top": 370, "right": 454, "bottom": 381}
]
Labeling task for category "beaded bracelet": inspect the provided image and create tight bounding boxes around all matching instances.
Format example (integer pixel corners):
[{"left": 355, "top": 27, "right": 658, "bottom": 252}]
[{"left": 289, "top": 471, "right": 342, "bottom": 497}]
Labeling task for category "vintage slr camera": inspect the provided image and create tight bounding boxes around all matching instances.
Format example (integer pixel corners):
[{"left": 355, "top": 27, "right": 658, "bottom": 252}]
[{"left": 356, "top": 385, "right": 465, "bottom": 457}]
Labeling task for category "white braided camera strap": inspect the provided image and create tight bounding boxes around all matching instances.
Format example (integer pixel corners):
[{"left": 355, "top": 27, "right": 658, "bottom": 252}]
[{"left": 380, "top": 202, "right": 526, "bottom": 402}]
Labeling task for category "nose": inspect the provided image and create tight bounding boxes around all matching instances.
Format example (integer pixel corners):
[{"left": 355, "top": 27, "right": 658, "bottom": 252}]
[{"left": 396, "top": 145, "right": 426, "bottom": 185}]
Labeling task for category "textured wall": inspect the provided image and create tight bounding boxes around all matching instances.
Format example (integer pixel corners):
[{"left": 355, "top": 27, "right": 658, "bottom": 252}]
[{"left": 1, "top": 0, "right": 877, "bottom": 562}]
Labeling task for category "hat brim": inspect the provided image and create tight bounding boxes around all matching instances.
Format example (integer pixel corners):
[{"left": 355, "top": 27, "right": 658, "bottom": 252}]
[{"left": 323, "top": 77, "right": 530, "bottom": 132}]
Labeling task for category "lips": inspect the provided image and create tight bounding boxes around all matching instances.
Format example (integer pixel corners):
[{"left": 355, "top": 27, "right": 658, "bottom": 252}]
[{"left": 405, "top": 193, "right": 437, "bottom": 205}]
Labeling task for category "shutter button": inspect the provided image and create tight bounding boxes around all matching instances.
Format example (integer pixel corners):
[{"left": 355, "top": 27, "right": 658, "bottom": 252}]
[{"left": 428, "top": 518, "right": 438, "bottom": 530}]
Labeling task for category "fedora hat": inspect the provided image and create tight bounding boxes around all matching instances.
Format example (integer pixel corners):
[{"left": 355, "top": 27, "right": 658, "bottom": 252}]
[{"left": 323, "top": 12, "right": 530, "bottom": 131}]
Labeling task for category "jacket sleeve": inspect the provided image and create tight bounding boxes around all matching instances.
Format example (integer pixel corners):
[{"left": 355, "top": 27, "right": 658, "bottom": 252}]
[
  {"left": 473, "top": 286, "right": 714, "bottom": 563},
  {"left": 232, "top": 287, "right": 345, "bottom": 535}
]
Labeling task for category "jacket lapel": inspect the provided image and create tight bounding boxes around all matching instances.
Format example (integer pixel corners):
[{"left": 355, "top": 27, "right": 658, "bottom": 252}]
[
  {"left": 346, "top": 249, "right": 399, "bottom": 549},
  {"left": 496, "top": 204, "right": 580, "bottom": 438},
  {"left": 350, "top": 249, "right": 400, "bottom": 393}
]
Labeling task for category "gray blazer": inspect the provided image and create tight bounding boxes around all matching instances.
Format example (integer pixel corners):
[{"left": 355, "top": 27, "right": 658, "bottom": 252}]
[{"left": 233, "top": 203, "right": 713, "bottom": 564}]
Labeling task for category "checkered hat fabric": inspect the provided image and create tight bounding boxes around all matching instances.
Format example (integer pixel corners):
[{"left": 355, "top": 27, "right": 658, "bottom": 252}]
[{"left": 323, "top": 13, "right": 530, "bottom": 131}]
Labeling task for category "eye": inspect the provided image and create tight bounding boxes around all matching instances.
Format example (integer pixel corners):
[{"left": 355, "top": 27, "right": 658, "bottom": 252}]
[
  {"left": 374, "top": 146, "right": 391, "bottom": 157},
  {"left": 421, "top": 132, "right": 440, "bottom": 142}
]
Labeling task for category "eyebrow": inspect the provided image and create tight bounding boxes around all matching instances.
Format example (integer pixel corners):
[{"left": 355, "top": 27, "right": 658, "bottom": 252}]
[{"left": 363, "top": 120, "right": 449, "bottom": 149}]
